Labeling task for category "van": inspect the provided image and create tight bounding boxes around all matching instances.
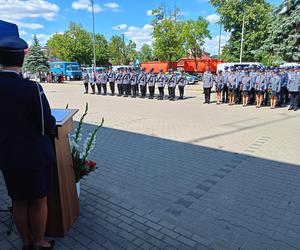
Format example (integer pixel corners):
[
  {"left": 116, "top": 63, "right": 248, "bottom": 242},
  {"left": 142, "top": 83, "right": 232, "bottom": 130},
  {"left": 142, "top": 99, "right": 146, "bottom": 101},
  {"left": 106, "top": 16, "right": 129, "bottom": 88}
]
[
  {"left": 280, "top": 63, "right": 300, "bottom": 68},
  {"left": 217, "top": 62, "right": 264, "bottom": 72}
]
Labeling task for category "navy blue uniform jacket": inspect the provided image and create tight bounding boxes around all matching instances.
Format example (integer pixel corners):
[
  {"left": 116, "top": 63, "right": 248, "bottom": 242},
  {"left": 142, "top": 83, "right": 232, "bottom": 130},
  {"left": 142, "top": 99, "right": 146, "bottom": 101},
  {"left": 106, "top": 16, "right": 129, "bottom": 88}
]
[{"left": 0, "top": 71, "right": 56, "bottom": 171}]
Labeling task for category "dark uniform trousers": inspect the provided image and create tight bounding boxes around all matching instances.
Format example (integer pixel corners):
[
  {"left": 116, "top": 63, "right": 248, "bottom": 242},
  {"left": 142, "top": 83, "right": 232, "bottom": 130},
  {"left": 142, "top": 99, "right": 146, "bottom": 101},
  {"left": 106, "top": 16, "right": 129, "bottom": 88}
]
[
  {"left": 204, "top": 87, "right": 211, "bottom": 103},
  {"left": 122, "top": 84, "right": 128, "bottom": 96},
  {"left": 158, "top": 87, "right": 164, "bottom": 99},
  {"left": 179, "top": 86, "right": 185, "bottom": 99},
  {"left": 222, "top": 84, "right": 228, "bottom": 103},
  {"left": 101, "top": 83, "right": 107, "bottom": 95},
  {"left": 131, "top": 85, "right": 137, "bottom": 97},
  {"left": 148, "top": 86, "right": 155, "bottom": 98},
  {"left": 249, "top": 87, "right": 256, "bottom": 105},
  {"left": 84, "top": 82, "right": 89, "bottom": 93},
  {"left": 109, "top": 82, "right": 115, "bottom": 95},
  {"left": 279, "top": 86, "right": 289, "bottom": 105},
  {"left": 96, "top": 83, "right": 102, "bottom": 95},
  {"left": 89, "top": 83, "right": 95, "bottom": 94},
  {"left": 168, "top": 87, "right": 172, "bottom": 98},
  {"left": 289, "top": 92, "right": 300, "bottom": 111},
  {"left": 117, "top": 84, "right": 122, "bottom": 96},
  {"left": 264, "top": 90, "right": 269, "bottom": 106},
  {"left": 236, "top": 85, "right": 242, "bottom": 104},
  {"left": 140, "top": 85, "right": 147, "bottom": 97},
  {"left": 169, "top": 87, "right": 176, "bottom": 100},
  {"left": 127, "top": 84, "right": 131, "bottom": 96}
]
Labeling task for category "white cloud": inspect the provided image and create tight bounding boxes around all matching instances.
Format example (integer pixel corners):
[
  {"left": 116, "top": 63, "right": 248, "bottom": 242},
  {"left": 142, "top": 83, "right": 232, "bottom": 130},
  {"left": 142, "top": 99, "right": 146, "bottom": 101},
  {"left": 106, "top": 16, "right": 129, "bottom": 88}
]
[
  {"left": 104, "top": 2, "right": 121, "bottom": 11},
  {"left": 72, "top": 0, "right": 103, "bottom": 13},
  {"left": 0, "top": 0, "right": 59, "bottom": 21},
  {"left": 19, "top": 30, "right": 28, "bottom": 36},
  {"left": 0, "top": 0, "right": 59, "bottom": 30},
  {"left": 112, "top": 24, "right": 128, "bottom": 30},
  {"left": 147, "top": 10, "right": 154, "bottom": 16},
  {"left": 10, "top": 20, "right": 44, "bottom": 30},
  {"left": 204, "top": 34, "right": 230, "bottom": 55},
  {"left": 206, "top": 14, "right": 220, "bottom": 24},
  {"left": 123, "top": 24, "right": 153, "bottom": 50},
  {"left": 26, "top": 33, "right": 51, "bottom": 47}
]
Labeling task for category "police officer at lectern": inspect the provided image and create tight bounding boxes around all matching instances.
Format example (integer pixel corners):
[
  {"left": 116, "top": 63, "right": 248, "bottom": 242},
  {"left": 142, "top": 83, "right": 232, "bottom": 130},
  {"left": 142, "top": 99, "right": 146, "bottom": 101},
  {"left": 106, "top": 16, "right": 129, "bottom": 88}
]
[{"left": 0, "top": 20, "right": 56, "bottom": 250}]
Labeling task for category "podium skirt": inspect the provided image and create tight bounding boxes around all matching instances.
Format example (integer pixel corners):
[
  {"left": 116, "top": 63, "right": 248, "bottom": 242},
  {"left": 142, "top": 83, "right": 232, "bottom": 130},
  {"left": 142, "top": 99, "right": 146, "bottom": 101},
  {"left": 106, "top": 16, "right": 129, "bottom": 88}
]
[{"left": 2, "top": 165, "right": 53, "bottom": 201}]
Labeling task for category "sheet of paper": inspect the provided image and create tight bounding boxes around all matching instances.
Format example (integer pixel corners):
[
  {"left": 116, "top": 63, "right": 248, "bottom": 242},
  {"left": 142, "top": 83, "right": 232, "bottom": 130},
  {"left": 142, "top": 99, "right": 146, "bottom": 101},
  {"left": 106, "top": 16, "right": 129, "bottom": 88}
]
[{"left": 52, "top": 109, "right": 70, "bottom": 123}]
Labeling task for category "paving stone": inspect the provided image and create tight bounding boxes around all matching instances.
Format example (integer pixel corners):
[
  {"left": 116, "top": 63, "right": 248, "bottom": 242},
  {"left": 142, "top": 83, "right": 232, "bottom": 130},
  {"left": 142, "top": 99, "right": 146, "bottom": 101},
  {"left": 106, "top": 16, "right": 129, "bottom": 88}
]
[
  {"left": 177, "top": 235, "right": 197, "bottom": 248},
  {"left": 160, "top": 228, "right": 179, "bottom": 239},
  {"left": 146, "top": 228, "right": 165, "bottom": 240},
  {"left": 174, "top": 227, "right": 193, "bottom": 238},
  {"left": 118, "top": 230, "right": 136, "bottom": 242},
  {"left": 131, "top": 214, "right": 147, "bottom": 224},
  {"left": 196, "top": 184, "right": 211, "bottom": 192},
  {"left": 145, "top": 221, "right": 162, "bottom": 231},
  {"left": 118, "top": 222, "right": 135, "bottom": 232},
  {"left": 175, "top": 198, "right": 193, "bottom": 208}
]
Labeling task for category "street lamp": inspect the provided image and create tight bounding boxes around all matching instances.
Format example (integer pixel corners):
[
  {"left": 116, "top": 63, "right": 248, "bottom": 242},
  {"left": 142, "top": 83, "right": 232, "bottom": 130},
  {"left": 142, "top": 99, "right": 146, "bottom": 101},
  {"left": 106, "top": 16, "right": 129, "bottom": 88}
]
[
  {"left": 240, "top": 0, "right": 246, "bottom": 63},
  {"left": 218, "top": 22, "right": 222, "bottom": 60},
  {"left": 91, "top": 0, "right": 96, "bottom": 69},
  {"left": 240, "top": 15, "right": 245, "bottom": 63}
]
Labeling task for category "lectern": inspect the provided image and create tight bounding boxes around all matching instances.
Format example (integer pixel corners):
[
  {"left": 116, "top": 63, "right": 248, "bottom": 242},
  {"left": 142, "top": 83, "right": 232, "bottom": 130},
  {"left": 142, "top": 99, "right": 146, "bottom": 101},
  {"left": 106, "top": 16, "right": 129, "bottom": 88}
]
[{"left": 46, "top": 109, "right": 80, "bottom": 237}]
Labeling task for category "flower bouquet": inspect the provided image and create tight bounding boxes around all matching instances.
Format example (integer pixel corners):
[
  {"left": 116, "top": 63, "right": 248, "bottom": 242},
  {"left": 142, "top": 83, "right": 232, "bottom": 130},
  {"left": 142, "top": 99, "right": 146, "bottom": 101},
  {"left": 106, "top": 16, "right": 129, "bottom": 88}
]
[{"left": 70, "top": 102, "right": 104, "bottom": 183}]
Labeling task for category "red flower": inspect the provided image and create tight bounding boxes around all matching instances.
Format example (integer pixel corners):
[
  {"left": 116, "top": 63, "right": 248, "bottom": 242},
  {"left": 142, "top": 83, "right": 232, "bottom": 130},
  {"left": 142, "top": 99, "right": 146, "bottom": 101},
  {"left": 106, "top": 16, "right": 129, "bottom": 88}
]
[{"left": 84, "top": 160, "right": 97, "bottom": 169}]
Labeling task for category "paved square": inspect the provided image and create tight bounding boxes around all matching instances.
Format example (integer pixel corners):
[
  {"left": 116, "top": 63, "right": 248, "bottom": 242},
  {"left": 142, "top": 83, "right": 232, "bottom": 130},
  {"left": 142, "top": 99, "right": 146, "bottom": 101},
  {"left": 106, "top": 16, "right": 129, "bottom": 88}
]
[{"left": 1, "top": 82, "right": 300, "bottom": 249}]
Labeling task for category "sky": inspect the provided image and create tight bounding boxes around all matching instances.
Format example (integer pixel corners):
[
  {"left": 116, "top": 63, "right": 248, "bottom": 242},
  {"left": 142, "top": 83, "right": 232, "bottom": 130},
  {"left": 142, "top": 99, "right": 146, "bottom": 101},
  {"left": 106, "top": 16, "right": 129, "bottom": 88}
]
[{"left": 0, "top": 0, "right": 282, "bottom": 55}]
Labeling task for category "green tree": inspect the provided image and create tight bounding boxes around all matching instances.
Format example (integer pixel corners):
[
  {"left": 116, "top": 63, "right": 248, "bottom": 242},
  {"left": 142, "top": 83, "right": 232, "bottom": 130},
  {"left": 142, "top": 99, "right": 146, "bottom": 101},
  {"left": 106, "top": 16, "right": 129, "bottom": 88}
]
[
  {"left": 138, "top": 44, "right": 153, "bottom": 62},
  {"left": 24, "top": 35, "right": 49, "bottom": 80},
  {"left": 108, "top": 36, "right": 137, "bottom": 65},
  {"left": 94, "top": 34, "right": 110, "bottom": 65},
  {"left": 179, "top": 17, "right": 211, "bottom": 71},
  {"left": 262, "top": 0, "right": 300, "bottom": 62},
  {"left": 47, "top": 22, "right": 93, "bottom": 65},
  {"left": 46, "top": 33, "right": 68, "bottom": 60},
  {"left": 210, "top": 0, "right": 274, "bottom": 62},
  {"left": 151, "top": 6, "right": 185, "bottom": 61}
]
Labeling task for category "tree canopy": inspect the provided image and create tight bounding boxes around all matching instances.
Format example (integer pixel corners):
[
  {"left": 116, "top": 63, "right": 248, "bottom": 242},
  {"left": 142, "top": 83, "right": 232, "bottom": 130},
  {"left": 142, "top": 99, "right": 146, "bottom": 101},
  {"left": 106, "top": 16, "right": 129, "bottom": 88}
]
[
  {"left": 151, "top": 6, "right": 185, "bottom": 61},
  {"left": 210, "top": 0, "right": 274, "bottom": 62},
  {"left": 151, "top": 5, "right": 211, "bottom": 62},
  {"left": 138, "top": 44, "right": 154, "bottom": 62},
  {"left": 47, "top": 22, "right": 136, "bottom": 66},
  {"left": 108, "top": 35, "right": 137, "bottom": 65},
  {"left": 261, "top": 0, "right": 300, "bottom": 62},
  {"left": 179, "top": 17, "right": 211, "bottom": 69}
]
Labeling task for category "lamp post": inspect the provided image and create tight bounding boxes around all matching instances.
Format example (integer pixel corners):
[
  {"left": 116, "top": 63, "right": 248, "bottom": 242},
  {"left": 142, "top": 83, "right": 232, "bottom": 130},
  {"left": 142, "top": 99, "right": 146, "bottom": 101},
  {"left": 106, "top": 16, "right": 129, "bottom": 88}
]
[
  {"left": 240, "top": 15, "right": 245, "bottom": 63},
  {"left": 91, "top": 0, "right": 96, "bottom": 69},
  {"left": 218, "top": 22, "right": 222, "bottom": 60}
]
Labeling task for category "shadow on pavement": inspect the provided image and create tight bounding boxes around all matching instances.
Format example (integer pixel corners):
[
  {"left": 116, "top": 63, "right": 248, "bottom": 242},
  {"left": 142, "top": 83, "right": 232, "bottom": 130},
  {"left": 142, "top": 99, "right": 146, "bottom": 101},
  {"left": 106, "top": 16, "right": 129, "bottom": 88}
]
[{"left": 1, "top": 123, "right": 300, "bottom": 249}]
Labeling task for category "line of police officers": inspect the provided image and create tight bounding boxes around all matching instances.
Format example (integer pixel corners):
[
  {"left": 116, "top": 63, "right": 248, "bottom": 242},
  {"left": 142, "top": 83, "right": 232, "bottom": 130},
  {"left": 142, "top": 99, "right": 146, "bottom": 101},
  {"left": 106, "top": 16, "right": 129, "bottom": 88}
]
[
  {"left": 82, "top": 67, "right": 188, "bottom": 101},
  {"left": 202, "top": 66, "right": 300, "bottom": 111}
]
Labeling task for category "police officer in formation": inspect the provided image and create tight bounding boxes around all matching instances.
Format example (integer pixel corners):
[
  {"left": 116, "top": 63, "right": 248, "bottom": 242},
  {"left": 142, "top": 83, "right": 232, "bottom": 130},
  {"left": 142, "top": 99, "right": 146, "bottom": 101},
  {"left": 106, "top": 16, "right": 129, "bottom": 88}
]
[
  {"left": 203, "top": 67, "right": 214, "bottom": 104},
  {"left": 82, "top": 69, "right": 89, "bottom": 94},
  {"left": 107, "top": 67, "right": 115, "bottom": 96},
  {"left": 211, "top": 65, "right": 300, "bottom": 111},
  {"left": 82, "top": 67, "right": 189, "bottom": 101},
  {"left": 214, "top": 70, "right": 224, "bottom": 105}
]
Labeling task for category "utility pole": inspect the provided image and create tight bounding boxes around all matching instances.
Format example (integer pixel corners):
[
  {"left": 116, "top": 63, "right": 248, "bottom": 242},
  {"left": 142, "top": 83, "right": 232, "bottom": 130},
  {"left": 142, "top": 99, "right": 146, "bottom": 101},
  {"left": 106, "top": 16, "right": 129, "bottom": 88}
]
[
  {"left": 218, "top": 23, "right": 222, "bottom": 60},
  {"left": 240, "top": 15, "right": 245, "bottom": 63},
  {"left": 91, "top": 0, "right": 96, "bottom": 69}
]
